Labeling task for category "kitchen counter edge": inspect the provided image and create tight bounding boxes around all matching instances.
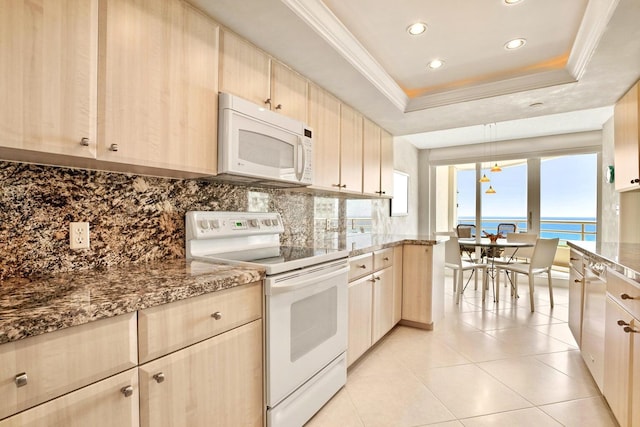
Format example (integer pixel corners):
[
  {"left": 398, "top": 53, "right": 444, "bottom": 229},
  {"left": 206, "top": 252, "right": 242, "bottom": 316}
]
[{"left": 567, "top": 240, "right": 640, "bottom": 283}]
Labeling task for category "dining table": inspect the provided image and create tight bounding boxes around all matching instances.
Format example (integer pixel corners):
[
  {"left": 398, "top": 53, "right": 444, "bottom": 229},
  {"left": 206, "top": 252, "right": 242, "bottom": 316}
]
[{"left": 458, "top": 238, "right": 536, "bottom": 302}]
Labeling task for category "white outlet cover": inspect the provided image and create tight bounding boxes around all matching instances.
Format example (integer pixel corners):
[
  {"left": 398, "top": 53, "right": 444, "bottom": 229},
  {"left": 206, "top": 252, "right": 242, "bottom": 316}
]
[{"left": 70, "top": 222, "right": 90, "bottom": 250}]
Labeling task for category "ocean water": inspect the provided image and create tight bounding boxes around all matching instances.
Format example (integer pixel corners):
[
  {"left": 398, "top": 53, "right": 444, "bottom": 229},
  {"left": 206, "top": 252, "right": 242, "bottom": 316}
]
[{"left": 458, "top": 217, "right": 597, "bottom": 242}]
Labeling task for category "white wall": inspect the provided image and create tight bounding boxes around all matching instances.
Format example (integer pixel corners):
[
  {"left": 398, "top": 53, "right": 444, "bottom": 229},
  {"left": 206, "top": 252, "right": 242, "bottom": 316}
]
[{"left": 373, "top": 136, "right": 419, "bottom": 235}]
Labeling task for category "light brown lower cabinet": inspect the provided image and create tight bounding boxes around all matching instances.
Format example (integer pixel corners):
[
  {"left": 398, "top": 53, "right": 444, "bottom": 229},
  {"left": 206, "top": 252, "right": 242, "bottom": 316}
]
[
  {"left": 138, "top": 319, "right": 263, "bottom": 427},
  {"left": 603, "top": 268, "right": 640, "bottom": 427},
  {"left": 392, "top": 245, "right": 403, "bottom": 324},
  {"left": 347, "top": 275, "right": 374, "bottom": 366},
  {"left": 372, "top": 267, "right": 394, "bottom": 343},
  {"left": 401, "top": 244, "right": 445, "bottom": 329},
  {"left": 0, "top": 369, "right": 139, "bottom": 427}
]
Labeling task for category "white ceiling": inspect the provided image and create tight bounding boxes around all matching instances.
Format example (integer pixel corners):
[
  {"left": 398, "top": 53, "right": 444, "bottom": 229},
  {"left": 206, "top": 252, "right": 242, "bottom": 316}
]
[{"left": 189, "top": 0, "right": 640, "bottom": 148}]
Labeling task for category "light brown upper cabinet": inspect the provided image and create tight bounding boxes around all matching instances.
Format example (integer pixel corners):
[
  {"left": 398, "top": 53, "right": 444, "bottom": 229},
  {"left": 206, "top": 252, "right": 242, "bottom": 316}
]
[
  {"left": 339, "top": 104, "right": 364, "bottom": 193},
  {"left": 0, "top": 0, "right": 97, "bottom": 159},
  {"left": 219, "top": 30, "right": 307, "bottom": 123},
  {"left": 380, "top": 129, "right": 394, "bottom": 197},
  {"left": 308, "top": 84, "right": 341, "bottom": 190},
  {"left": 614, "top": 81, "right": 640, "bottom": 192},
  {"left": 362, "top": 120, "right": 394, "bottom": 197},
  {"left": 98, "top": 0, "right": 219, "bottom": 176},
  {"left": 362, "top": 118, "right": 382, "bottom": 196}
]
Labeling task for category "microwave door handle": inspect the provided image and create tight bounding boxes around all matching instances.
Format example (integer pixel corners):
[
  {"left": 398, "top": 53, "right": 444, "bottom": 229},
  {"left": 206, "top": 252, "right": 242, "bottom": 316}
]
[{"left": 296, "top": 136, "right": 304, "bottom": 180}]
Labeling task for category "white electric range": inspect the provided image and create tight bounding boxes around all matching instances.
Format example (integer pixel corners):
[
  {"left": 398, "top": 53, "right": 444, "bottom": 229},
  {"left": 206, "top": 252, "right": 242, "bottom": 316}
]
[{"left": 186, "top": 211, "right": 349, "bottom": 427}]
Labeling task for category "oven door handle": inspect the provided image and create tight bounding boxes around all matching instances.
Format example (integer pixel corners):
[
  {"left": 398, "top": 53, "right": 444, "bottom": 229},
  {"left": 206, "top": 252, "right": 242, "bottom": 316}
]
[{"left": 269, "top": 266, "right": 348, "bottom": 295}]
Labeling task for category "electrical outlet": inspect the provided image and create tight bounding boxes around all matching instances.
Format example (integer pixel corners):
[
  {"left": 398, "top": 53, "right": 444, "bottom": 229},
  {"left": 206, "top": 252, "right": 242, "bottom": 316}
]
[{"left": 69, "top": 222, "right": 90, "bottom": 250}]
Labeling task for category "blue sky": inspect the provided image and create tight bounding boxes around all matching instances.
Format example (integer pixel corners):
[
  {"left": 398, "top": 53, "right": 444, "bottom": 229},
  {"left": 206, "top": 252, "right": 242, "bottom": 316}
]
[{"left": 457, "top": 154, "right": 597, "bottom": 219}]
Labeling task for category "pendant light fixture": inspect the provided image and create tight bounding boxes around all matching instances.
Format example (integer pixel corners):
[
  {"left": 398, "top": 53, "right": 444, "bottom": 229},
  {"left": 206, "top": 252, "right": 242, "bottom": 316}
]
[
  {"left": 489, "top": 123, "right": 501, "bottom": 173},
  {"left": 479, "top": 173, "right": 490, "bottom": 183},
  {"left": 485, "top": 185, "right": 496, "bottom": 194}
]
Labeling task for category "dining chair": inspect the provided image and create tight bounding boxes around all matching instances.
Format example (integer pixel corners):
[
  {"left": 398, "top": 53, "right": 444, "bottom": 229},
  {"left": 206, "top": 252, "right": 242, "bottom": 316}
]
[
  {"left": 495, "top": 237, "right": 559, "bottom": 311},
  {"left": 445, "top": 236, "right": 488, "bottom": 304},
  {"left": 455, "top": 224, "right": 476, "bottom": 238},
  {"left": 496, "top": 223, "right": 517, "bottom": 236}
]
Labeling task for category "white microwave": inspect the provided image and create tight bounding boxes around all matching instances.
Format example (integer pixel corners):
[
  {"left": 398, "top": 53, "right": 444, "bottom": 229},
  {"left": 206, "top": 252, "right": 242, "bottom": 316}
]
[{"left": 217, "top": 92, "right": 313, "bottom": 187}]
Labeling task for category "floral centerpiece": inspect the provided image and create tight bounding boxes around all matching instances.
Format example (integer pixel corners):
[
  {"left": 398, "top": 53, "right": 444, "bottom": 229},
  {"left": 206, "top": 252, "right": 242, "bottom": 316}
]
[{"left": 483, "top": 231, "right": 504, "bottom": 243}]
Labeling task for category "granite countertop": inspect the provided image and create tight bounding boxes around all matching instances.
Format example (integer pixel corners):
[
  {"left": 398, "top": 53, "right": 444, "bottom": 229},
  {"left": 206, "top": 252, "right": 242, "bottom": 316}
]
[
  {"left": 0, "top": 234, "right": 445, "bottom": 346},
  {"left": 333, "top": 233, "right": 447, "bottom": 257},
  {"left": 567, "top": 240, "right": 640, "bottom": 283},
  {"left": 0, "top": 259, "right": 265, "bottom": 345}
]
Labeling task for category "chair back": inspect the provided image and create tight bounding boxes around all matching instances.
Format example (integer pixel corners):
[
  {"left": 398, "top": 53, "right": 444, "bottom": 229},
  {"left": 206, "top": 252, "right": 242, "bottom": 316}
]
[
  {"left": 530, "top": 238, "right": 559, "bottom": 270},
  {"left": 445, "top": 236, "right": 462, "bottom": 268},
  {"left": 504, "top": 232, "right": 537, "bottom": 259},
  {"left": 456, "top": 224, "right": 475, "bottom": 238},
  {"left": 497, "top": 223, "right": 517, "bottom": 236}
]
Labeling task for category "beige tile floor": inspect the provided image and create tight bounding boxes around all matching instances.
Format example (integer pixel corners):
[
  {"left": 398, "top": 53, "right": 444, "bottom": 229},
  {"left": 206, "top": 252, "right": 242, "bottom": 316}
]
[{"left": 306, "top": 271, "right": 618, "bottom": 426}]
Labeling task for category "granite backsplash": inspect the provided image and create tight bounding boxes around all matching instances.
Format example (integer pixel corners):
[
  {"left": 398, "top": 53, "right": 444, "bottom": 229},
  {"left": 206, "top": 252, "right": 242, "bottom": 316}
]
[{"left": 0, "top": 161, "right": 318, "bottom": 279}]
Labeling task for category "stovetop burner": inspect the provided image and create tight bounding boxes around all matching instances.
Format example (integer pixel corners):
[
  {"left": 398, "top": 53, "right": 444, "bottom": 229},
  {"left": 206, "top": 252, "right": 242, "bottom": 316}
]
[{"left": 186, "top": 211, "right": 348, "bottom": 275}]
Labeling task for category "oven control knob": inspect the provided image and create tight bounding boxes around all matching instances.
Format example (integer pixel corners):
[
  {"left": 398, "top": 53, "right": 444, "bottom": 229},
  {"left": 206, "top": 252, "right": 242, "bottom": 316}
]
[
  {"left": 249, "top": 219, "right": 259, "bottom": 227},
  {"left": 272, "top": 219, "right": 279, "bottom": 226},
  {"left": 209, "top": 220, "right": 220, "bottom": 229},
  {"left": 262, "top": 219, "right": 271, "bottom": 226},
  {"left": 198, "top": 220, "right": 210, "bottom": 230}
]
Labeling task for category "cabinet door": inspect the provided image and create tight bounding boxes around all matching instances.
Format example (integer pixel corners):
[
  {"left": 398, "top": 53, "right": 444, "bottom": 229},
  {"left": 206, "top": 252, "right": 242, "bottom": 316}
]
[
  {"left": 0, "top": 369, "right": 138, "bottom": 427},
  {"left": 402, "top": 245, "right": 432, "bottom": 324},
  {"left": 340, "top": 104, "right": 363, "bottom": 193},
  {"left": 603, "top": 297, "right": 632, "bottom": 426},
  {"left": 372, "top": 267, "right": 394, "bottom": 343},
  {"left": 568, "top": 259, "right": 584, "bottom": 346},
  {"left": 219, "top": 29, "right": 270, "bottom": 106},
  {"left": 347, "top": 276, "right": 373, "bottom": 367},
  {"left": 632, "top": 317, "right": 640, "bottom": 427},
  {"left": 271, "top": 60, "right": 308, "bottom": 122},
  {"left": 362, "top": 118, "right": 381, "bottom": 195},
  {"left": 308, "top": 84, "right": 341, "bottom": 190},
  {"left": 139, "top": 320, "right": 263, "bottom": 427},
  {"left": 98, "top": 0, "right": 219, "bottom": 175},
  {"left": 614, "top": 81, "right": 640, "bottom": 191},
  {"left": 0, "top": 0, "right": 97, "bottom": 158},
  {"left": 402, "top": 245, "right": 436, "bottom": 326},
  {"left": 380, "top": 129, "right": 394, "bottom": 197},
  {"left": 393, "top": 245, "right": 403, "bottom": 324}
]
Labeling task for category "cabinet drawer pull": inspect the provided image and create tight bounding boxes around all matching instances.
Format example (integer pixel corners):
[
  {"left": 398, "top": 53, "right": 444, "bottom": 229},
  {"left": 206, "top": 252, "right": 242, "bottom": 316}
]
[
  {"left": 109, "top": 143, "right": 119, "bottom": 152},
  {"left": 383, "top": 257, "right": 389, "bottom": 261},
  {"left": 357, "top": 264, "right": 367, "bottom": 269},
  {"left": 617, "top": 320, "right": 630, "bottom": 326},
  {"left": 621, "top": 293, "right": 636, "bottom": 300},
  {"left": 570, "top": 257, "right": 579, "bottom": 261},
  {"left": 264, "top": 98, "right": 271, "bottom": 106},
  {"left": 574, "top": 279, "right": 582, "bottom": 283},
  {"left": 14, "top": 372, "right": 28, "bottom": 387},
  {"left": 211, "top": 311, "right": 222, "bottom": 320},
  {"left": 153, "top": 372, "right": 165, "bottom": 383},
  {"left": 120, "top": 385, "right": 134, "bottom": 397},
  {"left": 80, "top": 137, "right": 90, "bottom": 146},
  {"left": 275, "top": 104, "right": 282, "bottom": 110},
  {"left": 623, "top": 326, "right": 639, "bottom": 334},
  {"left": 332, "top": 184, "right": 347, "bottom": 188},
  {"left": 369, "top": 277, "right": 377, "bottom": 282}
]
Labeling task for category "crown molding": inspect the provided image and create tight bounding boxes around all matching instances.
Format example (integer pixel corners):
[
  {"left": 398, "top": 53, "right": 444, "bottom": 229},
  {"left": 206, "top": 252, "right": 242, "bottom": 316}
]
[
  {"left": 567, "top": 0, "right": 620, "bottom": 79},
  {"left": 406, "top": 69, "right": 577, "bottom": 112},
  {"left": 281, "top": 0, "right": 409, "bottom": 111}
]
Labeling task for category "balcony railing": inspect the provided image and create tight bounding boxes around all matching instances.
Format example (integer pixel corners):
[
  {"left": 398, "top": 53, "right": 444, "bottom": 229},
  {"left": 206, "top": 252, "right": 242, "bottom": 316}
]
[{"left": 458, "top": 217, "right": 596, "bottom": 244}]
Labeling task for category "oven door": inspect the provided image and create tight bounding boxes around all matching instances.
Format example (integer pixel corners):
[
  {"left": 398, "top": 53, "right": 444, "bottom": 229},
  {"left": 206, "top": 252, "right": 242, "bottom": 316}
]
[{"left": 265, "top": 259, "right": 348, "bottom": 407}]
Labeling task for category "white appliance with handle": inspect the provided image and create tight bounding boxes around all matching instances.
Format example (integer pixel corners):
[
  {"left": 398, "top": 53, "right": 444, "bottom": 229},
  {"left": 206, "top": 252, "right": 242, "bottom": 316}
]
[
  {"left": 186, "top": 211, "right": 348, "bottom": 427},
  {"left": 216, "top": 92, "right": 313, "bottom": 188}
]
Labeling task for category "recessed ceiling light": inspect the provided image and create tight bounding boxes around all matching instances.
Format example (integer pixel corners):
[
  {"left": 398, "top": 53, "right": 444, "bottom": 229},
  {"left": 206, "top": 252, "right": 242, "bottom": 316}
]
[
  {"left": 407, "top": 22, "right": 427, "bottom": 35},
  {"left": 504, "top": 0, "right": 523, "bottom": 4},
  {"left": 428, "top": 59, "right": 444, "bottom": 70},
  {"left": 504, "top": 38, "right": 526, "bottom": 50}
]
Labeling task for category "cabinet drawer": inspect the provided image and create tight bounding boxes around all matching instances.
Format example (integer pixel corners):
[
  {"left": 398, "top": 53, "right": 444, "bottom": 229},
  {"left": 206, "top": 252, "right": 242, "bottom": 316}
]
[
  {"left": 138, "top": 282, "right": 262, "bottom": 363},
  {"left": 0, "top": 312, "right": 138, "bottom": 420},
  {"left": 374, "top": 248, "right": 393, "bottom": 271},
  {"left": 349, "top": 253, "right": 374, "bottom": 281},
  {"left": 0, "top": 368, "right": 139, "bottom": 427},
  {"left": 569, "top": 249, "right": 584, "bottom": 274},
  {"left": 607, "top": 268, "right": 640, "bottom": 320}
]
